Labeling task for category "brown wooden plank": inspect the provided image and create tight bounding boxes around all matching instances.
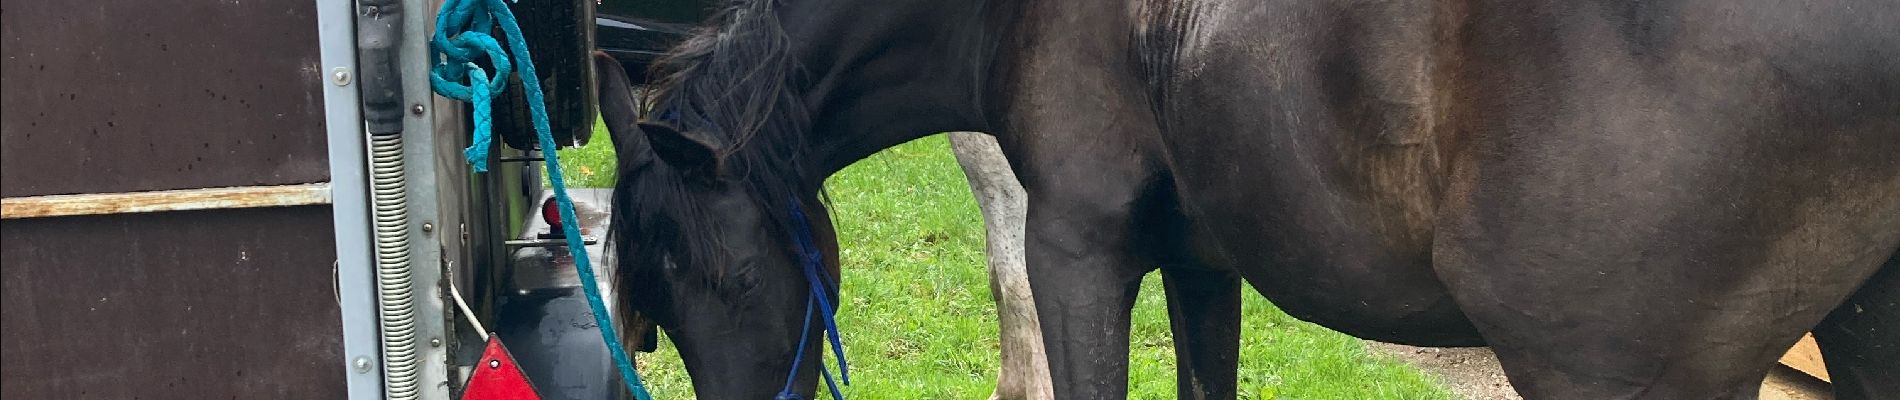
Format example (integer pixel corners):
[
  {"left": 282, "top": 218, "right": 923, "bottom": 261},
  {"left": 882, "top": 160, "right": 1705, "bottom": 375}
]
[
  {"left": 1779, "top": 333, "right": 1831, "bottom": 383},
  {"left": 0, "top": 206, "right": 346, "bottom": 399},
  {"left": 0, "top": 0, "right": 328, "bottom": 197},
  {"left": 1, "top": 184, "right": 330, "bottom": 219}
]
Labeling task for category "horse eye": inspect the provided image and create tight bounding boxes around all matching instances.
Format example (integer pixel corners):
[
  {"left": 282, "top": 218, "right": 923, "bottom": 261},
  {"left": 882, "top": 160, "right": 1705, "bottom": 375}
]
[{"left": 736, "top": 273, "right": 761, "bottom": 295}]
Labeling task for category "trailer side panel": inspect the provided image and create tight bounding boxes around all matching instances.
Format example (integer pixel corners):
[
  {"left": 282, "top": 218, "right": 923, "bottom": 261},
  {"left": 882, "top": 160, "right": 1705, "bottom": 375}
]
[
  {"left": 0, "top": 0, "right": 329, "bottom": 197},
  {"left": 0, "top": 206, "right": 346, "bottom": 399}
]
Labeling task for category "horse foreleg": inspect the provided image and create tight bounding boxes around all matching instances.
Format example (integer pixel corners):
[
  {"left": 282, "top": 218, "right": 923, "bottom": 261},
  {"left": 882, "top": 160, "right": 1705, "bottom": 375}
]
[
  {"left": 1017, "top": 151, "right": 1154, "bottom": 399},
  {"left": 1160, "top": 267, "right": 1240, "bottom": 400},
  {"left": 950, "top": 132, "right": 1054, "bottom": 400}
]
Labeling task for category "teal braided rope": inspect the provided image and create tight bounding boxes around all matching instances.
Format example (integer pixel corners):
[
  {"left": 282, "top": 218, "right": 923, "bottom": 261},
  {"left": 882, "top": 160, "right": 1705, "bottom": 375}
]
[{"left": 429, "top": 1, "right": 655, "bottom": 399}]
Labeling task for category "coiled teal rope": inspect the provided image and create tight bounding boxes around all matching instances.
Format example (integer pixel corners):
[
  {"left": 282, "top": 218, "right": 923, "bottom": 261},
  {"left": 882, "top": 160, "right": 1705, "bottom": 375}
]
[{"left": 429, "top": 1, "right": 654, "bottom": 399}]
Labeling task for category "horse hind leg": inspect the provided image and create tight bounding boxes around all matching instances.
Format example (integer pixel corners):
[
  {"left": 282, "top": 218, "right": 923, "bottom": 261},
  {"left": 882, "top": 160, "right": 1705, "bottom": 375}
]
[
  {"left": 1160, "top": 267, "right": 1240, "bottom": 400},
  {"left": 1813, "top": 250, "right": 1900, "bottom": 400},
  {"left": 949, "top": 132, "right": 1055, "bottom": 400}
]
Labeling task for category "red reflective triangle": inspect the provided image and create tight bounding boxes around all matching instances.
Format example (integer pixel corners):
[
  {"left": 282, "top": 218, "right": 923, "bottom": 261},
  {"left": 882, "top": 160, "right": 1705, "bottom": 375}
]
[{"left": 459, "top": 336, "right": 543, "bottom": 400}]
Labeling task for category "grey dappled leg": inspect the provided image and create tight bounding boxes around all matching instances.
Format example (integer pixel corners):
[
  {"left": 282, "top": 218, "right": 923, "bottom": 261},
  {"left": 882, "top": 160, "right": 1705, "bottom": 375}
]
[
  {"left": 1160, "top": 268, "right": 1240, "bottom": 400},
  {"left": 949, "top": 132, "right": 1053, "bottom": 400}
]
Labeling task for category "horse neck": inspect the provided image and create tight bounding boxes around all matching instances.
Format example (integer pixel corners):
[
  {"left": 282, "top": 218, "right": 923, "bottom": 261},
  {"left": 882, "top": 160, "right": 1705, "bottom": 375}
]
[{"left": 782, "top": 0, "right": 1010, "bottom": 180}]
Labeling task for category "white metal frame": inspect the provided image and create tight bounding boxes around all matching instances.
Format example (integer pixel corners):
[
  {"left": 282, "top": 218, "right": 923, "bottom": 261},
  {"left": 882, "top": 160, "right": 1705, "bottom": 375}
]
[{"left": 316, "top": 0, "right": 391, "bottom": 398}]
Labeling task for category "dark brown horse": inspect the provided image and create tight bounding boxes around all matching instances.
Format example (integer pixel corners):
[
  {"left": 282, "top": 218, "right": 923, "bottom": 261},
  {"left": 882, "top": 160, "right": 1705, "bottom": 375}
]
[{"left": 596, "top": 0, "right": 1900, "bottom": 398}]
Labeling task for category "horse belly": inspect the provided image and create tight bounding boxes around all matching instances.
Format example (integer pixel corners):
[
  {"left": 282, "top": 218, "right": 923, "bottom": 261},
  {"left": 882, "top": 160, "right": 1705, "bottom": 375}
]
[
  {"left": 1167, "top": 191, "right": 1479, "bottom": 347},
  {"left": 1152, "top": 48, "right": 1476, "bottom": 348},
  {"left": 1155, "top": 136, "right": 1481, "bottom": 345}
]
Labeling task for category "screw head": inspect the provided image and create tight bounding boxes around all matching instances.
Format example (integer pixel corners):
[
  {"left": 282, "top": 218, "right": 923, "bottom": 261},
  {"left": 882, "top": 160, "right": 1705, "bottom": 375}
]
[
  {"left": 411, "top": 104, "right": 426, "bottom": 115},
  {"left": 488, "top": 360, "right": 501, "bottom": 369},
  {"left": 429, "top": 338, "right": 443, "bottom": 347},
  {"left": 331, "top": 68, "right": 352, "bottom": 86},
  {"left": 421, "top": 223, "right": 435, "bottom": 233},
  {"left": 353, "top": 356, "right": 373, "bottom": 373}
]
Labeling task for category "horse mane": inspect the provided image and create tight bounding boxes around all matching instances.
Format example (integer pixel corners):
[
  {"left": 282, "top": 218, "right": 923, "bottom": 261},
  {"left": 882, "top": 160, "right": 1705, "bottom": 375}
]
[
  {"left": 646, "top": 0, "right": 811, "bottom": 150},
  {"left": 611, "top": 0, "right": 818, "bottom": 298}
]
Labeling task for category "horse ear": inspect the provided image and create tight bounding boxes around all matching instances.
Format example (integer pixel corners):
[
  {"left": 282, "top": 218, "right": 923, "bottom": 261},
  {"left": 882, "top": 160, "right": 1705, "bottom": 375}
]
[
  {"left": 591, "top": 51, "right": 653, "bottom": 165},
  {"left": 637, "top": 121, "right": 723, "bottom": 180}
]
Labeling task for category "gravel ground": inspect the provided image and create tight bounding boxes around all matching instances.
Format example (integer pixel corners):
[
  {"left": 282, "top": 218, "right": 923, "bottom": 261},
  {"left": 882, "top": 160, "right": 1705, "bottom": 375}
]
[{"left": 1367, "top": 342, "right": 1833, "bottom": 400}]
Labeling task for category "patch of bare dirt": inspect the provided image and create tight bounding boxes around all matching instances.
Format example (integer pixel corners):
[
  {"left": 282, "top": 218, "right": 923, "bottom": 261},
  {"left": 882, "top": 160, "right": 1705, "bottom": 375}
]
[
  {"left": 1367, "top": 342, "right": 1832, "bottom": 400},
  {"left": 1369, "top": 343, "right": 1520, "bottom": 400}
]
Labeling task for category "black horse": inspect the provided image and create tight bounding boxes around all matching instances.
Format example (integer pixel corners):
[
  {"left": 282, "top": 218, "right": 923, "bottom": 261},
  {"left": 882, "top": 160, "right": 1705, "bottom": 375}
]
[{"left": 596, "top": 0, "right": 1900, "bottom": 398}]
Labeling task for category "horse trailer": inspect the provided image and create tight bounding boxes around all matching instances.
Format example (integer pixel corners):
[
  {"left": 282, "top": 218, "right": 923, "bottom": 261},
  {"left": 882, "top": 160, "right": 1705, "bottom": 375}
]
[
  {"left": 1, "top": 0, "right": 1836, "bottom": 399},
  {"left": 2, "top": 0, "right": 711, "bottom": 398}
]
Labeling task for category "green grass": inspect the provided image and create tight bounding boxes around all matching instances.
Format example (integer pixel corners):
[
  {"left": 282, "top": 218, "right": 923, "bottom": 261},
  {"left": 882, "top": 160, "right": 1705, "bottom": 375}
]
[{"left": 555, "top": 124, "right": 1453, "bottom": 400}]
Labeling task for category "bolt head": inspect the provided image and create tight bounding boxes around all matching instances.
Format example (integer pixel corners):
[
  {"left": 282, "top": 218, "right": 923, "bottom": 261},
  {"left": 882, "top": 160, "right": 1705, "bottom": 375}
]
[{"left": 331, "top": 68, "right": 352, "bottom": 86}]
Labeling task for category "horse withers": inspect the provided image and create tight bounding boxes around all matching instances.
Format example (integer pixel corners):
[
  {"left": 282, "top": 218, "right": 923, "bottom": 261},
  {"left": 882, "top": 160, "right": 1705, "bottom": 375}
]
[{"left": 597, "top": 0, "right": 1900, "bottom": 398}]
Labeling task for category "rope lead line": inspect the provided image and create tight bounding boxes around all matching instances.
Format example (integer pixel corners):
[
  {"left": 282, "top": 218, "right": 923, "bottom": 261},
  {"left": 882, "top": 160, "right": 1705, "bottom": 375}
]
[
  {"left": 428, "top": 1, "right": 654, "bottom": 399},
  {"left": 779, "top": 201, "right": 849, "bottom": 400}
]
